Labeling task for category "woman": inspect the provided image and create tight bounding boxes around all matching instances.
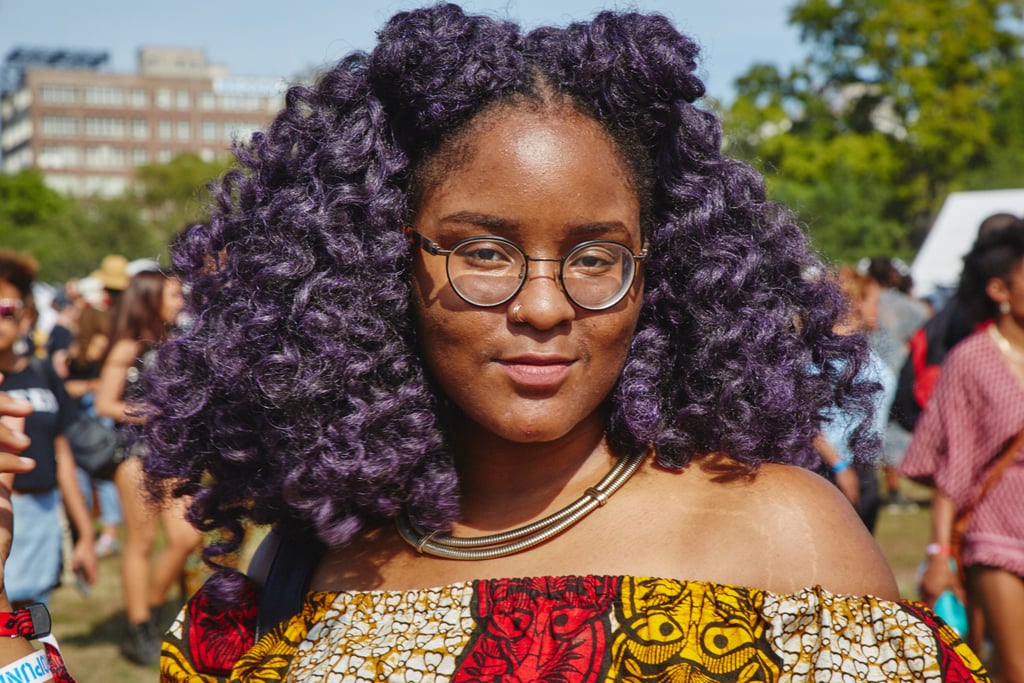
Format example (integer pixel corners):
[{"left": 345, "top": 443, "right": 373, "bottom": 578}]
[
  {"left": 815, "top": 266, "right": 895, "bottom": 532},
  {"left": 902, "top": 222, "right": 1024, "bottom": 682},
  {"left": 0, "top": 250, "right": 97, "bottom": 608},
  {"left": 128, "top": 5, "right": 984, "bottom": 681},
  {"left": 94, "top": 270, "right": 201, "bottom": 666}
]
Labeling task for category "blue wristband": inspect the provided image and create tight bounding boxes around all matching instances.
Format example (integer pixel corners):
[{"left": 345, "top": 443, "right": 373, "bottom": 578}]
[{"left": 831, "top": 459, "right": 851, "bottom": 474}]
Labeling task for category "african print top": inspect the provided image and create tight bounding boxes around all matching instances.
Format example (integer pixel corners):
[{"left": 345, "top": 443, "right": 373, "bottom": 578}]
[
  {"left": 160, "top": 574, "right": 988, "bottom": 682},
  {"left": 901, "top": 330, "right": 1024, "bottom": 576}
]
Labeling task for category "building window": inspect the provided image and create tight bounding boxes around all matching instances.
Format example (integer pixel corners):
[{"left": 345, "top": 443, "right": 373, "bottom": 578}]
[
  {"left": 156, "top": 88, "right": 172, "bottom": 109},
  {"left": 39, "top": 85, "right": 76, "bottom": 104},
  {"left": 198, "top": 92, "right": 216, "bottom": 110},
  {"left": 38, "top": 145, "right": 80, "bottom": 168},
  {"left": 85, "top": 117, "right": 126, "bottom": 138},
  {"left": 176, "top": 121, "right": 190, "bottom": 140},
  {"left": 84, "top": 86, "right": 124, "bottom": 106},
  {"left": 44, "top": 174, "right": 81, "bottom": 196},
  {"left": 132, "top": 149, "right": 149, "bottom": 166},
  {"left": 158, "top": 120, "right": 172, "bottom": 139},
  {"left": 40, "top": 115, "right": 79, "bottom": 136},
  {"left": 85, "top": 145, "right": 126, "bottom": 168},
  {"left": 200, "top": 121, "right": 217, "bottom": 140},
  {"left": 131, "top": 119, "right": 148, "bottom": 139},
  {"left": 83, "top": 175, "right": 127, "bottom": 197},
  {"left": 199, "top": 148, "right": 216, "bottom": 162},
  {"left": 176, "top": 89, "right": 190, "bottom": 109},
  {"left": 129, "top": 89, "right": 148, "bottom": 108},
  {"left": 156, "top": 149, "right": 173, "bottom": 163}
]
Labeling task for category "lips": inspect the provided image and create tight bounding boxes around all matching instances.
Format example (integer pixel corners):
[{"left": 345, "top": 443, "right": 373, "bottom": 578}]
[{"left": 497, "top": 354, "right": 574, "bottom": 390}]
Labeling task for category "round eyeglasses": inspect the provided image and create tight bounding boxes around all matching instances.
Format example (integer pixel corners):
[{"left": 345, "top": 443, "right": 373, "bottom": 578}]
[{"left": 406, "top": 228, "right": 647, "bottom": 311}]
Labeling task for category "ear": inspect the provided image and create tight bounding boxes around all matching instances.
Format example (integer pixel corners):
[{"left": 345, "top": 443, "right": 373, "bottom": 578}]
[{"left": 985, "top": 276, "right": 1009, "bottom": 306}]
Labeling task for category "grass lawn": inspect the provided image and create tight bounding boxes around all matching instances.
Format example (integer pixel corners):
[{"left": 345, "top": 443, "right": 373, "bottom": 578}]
[{"left": 48, "top": 492, "right": 937, "bottom": 683}]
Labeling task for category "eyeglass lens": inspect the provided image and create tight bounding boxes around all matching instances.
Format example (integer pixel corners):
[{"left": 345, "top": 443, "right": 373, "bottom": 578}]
[
  {"left": 0, "top": 300, "right": 21, "bottom": 319},
  {"left": 446, "top": 239, "right": 636, "bottom": 309}
]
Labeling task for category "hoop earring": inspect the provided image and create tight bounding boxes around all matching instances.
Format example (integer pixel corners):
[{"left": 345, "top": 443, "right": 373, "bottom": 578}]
[
  {"left": 1000, "top": 301, "right": 1011, "bottom": 315},
  {"left": 511, "top": 304, "right": 525, "bottom": 324}
]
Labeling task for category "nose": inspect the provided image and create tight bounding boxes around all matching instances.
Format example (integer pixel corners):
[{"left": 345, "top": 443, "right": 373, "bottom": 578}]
[{"left": 508, "top": 260, "right": 575, "bottom": 330}]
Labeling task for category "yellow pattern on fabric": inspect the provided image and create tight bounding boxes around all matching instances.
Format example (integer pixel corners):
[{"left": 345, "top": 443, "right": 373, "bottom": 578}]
[
  {"left": 276, "top": 585, "right": 475, "bottom": 682},
  {"left": 608, "top": 577, "right": 781, "bottom": 682},
  {"left": 160, "top": 576, "right": 990, "bottom": 682}
]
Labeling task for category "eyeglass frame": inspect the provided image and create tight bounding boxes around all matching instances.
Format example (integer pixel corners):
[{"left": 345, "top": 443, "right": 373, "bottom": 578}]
[
  {"left": 0, "top": 299, "right": 23, "bottom": 320},
  {"left": 404, "top": 226, "right": 648, "bottom": 311}
]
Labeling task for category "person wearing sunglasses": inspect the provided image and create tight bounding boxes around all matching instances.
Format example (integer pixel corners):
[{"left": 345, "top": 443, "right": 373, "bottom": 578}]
[
  {"left": 20, "top": 5, "right": 982, "bottom": 681},
  {"left": 0, "top": 250, "right": 97, "bottom": 615}
]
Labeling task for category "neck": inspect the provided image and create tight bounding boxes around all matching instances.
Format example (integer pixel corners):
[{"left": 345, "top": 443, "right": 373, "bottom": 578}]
[
  {"left": 0, "top": 349, "right": 24, "bottom": 374},
  {"left": 996, "top": 314, "right": 1024, "bottom": 350},
  {"left": 447, "top": 412, "right": 617, "bottom": 533}
]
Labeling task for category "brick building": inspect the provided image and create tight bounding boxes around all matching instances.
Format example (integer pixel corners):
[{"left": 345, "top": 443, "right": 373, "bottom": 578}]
[{"left": 0, "top": 46, "right": 284, "bottom": 197}]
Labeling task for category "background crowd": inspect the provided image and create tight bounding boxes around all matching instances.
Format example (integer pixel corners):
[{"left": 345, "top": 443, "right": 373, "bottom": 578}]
[{"left": 0, "top": 250, "right": 199, "bottom": 666}]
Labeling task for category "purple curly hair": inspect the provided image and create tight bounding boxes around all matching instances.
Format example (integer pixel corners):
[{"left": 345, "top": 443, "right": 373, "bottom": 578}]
[{"left": 143, "top": 4, "right": 876, "bottom": 596}]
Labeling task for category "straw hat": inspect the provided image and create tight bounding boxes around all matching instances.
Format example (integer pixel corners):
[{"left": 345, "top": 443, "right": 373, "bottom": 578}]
[{"left": 90, "top": 254, "right": 129, "bottom": 291}]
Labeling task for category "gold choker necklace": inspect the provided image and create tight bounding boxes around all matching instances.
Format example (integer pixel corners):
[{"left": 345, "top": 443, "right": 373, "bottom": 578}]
[
  {"left": 988, "top": 324, "right": 1024, "bottom": 365},
  {"left": 396, "top": 450, "right": 647, "bottom": 560}
]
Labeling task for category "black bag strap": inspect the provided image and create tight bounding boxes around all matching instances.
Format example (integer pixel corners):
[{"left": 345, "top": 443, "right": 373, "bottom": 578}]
[{"left": 255, "top": 529, "right": 326, "bottom": 640}]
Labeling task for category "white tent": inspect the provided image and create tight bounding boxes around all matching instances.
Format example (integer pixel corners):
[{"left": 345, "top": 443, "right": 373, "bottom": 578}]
[{"left": 911, "top": 189, "right": 1024, "bottom": 299}]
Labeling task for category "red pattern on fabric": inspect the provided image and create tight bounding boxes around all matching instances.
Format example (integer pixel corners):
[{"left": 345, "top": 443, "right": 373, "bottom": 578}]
[
  {"left": 901, "top": 331, "right": 1024, "bottom": 575},
  {"left": 187, "top": 578, "right": 259, "bottom": 676},
  {"left": 453, "top": 576, "right": 618, "bottom": 682},
  {"left": 900, "top": 601, "right": 987, "bottom": 682}
]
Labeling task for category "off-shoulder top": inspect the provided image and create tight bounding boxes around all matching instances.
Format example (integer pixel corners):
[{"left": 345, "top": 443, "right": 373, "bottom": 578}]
[{"left": 160, "top": 574, "right": 987, "bottom": 682}]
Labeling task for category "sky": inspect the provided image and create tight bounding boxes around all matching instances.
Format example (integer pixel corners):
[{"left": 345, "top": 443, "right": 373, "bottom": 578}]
[{"left": 0, "top": 0, "right": 804, "bottom": 103}]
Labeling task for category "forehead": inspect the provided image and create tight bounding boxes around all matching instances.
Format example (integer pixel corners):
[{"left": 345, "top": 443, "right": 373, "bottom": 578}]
[
  {"left": 0, "top": 279, "right": 21, "bottom": 300},
  {"left": 415, "top": 105, "right": 641, "bottom": 242}
]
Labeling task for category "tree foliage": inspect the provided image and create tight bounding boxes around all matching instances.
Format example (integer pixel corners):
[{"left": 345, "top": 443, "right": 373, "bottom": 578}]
[
  {"left": 0, "top": 153, "right": 231, "bottom": 283},
  {"left": 725, "top": 0, "right": 1024, "bottom": 263}
]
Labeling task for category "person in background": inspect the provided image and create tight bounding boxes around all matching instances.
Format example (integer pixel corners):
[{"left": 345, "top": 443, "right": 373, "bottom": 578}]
[
  {"left": 138, "top": 5, "right": 983, "bottom": 680},
  {"left": 864, "top": 256, "right": 930, "bottom": 511},
  {"left": 893, "top": 213, "right": 1019, "bottom": 434},
  {"left": 0, "top": 249, "right": 98, "bottom": 608},
  {"left": 815, "top": 265, "right": 895, "bottom": 533},
  {"left": 95, "top": 271, "right": 201, "bottom": 665},
  {"left": 902, "top": 220, "right": 1024, "bottom": 682},
  {"left": 62, "top": 276, "right": 122, "bottom": 559}
]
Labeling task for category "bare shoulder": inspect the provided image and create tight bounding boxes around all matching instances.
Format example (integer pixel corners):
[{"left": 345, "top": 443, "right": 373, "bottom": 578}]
[
  {"left": 105, "top": 338, "right": 140, "bottom": 366},
  {"left": 630, "top": 455, "right": 899, "bottom": 600},
  {"left": 731, "top": 461, "right": 899, "bottom": 599}
]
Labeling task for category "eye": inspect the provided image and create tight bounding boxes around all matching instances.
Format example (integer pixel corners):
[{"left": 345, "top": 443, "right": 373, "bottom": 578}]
[
  {"left": 454, "top": 240, "right": 521, "bottom": 270},
  {"left": 566, "top": 244, "right": 623, "bottom": 273}
]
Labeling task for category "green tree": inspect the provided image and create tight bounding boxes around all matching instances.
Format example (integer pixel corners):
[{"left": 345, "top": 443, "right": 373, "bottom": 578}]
[{"left": 726, "top": 0, "right": 1024, "bottom": 260}]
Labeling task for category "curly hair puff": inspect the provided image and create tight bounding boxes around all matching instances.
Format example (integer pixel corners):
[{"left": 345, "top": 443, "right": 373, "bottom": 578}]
[{"left": 142, "top": 4, "right": 877, "bottom": 599}]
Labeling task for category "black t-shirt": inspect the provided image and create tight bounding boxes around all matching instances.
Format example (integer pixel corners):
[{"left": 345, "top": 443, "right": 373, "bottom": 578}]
[
  {"left": 0, "top": 359, "right": 75, "bottom": 490},
  {"left": 45, "top": 325, "right": 73, "bottom": 356}
]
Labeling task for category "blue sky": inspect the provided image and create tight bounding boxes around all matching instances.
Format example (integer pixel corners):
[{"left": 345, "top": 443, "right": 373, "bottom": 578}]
[{"left": 0, "top": 0, "right": 804, "bottom": 102}]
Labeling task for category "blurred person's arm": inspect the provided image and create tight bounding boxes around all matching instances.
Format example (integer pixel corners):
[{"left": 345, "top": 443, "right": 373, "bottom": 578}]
[
  {"left": 0, "top": 391, "right": 42, "bottom": 665},
  {"left": 814, "top": 433, "right": 860, "bottom": 505},
  {"left": 93, "top": 339, "right": 141, "bottom": 424},
  {"left": 919, "top": 490, "right": 963, "bottom": 605},
  {"left": 54, "top": 435, "right": 97, "bottom": 585}
]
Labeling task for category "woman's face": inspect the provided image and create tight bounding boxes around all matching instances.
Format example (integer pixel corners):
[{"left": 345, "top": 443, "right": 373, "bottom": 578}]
[
  {"left": 410, "top": 106, "right": 644, "bottom": 444},
  {"left": 0, "top": 280, "right": 24, "bottom": 354},
  {"left": 160, "top": 277, "right": 184, "bottom": 325}
]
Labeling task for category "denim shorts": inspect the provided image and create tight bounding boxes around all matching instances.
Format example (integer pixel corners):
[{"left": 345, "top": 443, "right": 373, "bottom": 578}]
[{"left": 6, "top": 489, "right": 62, "bottom": 605}]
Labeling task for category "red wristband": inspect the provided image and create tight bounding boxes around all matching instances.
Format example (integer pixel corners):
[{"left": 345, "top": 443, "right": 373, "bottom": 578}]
[
  {"left": 926, "top": 543, "right": 952, "bottom": 557},
  {"left": 0, "top": 604, "right": 51, "bottom": 639}
]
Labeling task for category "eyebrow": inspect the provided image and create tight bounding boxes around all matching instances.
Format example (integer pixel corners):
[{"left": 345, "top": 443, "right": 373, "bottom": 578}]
[{"left": 438, "top": 212, "right": 635, "bottom": 239}]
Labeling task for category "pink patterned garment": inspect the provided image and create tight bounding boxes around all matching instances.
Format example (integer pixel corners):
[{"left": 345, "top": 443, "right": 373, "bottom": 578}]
[{"left": 901, "top": 330, "right": 1024, "bottom": 576}]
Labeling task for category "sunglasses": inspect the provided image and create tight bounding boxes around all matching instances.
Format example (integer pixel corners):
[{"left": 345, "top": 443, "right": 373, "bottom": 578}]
[{"left": 0, "top": 299, "right": 23, "bottom": 320}]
